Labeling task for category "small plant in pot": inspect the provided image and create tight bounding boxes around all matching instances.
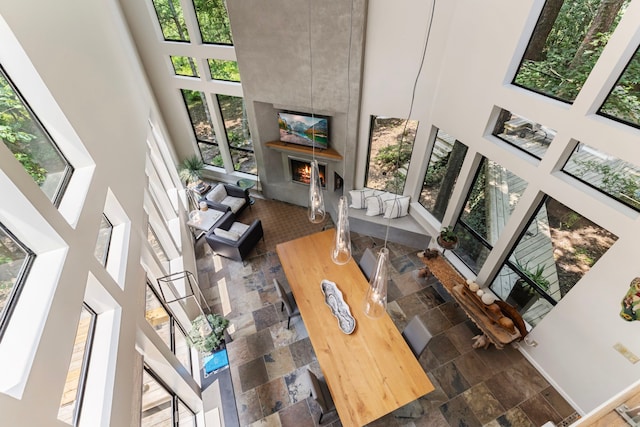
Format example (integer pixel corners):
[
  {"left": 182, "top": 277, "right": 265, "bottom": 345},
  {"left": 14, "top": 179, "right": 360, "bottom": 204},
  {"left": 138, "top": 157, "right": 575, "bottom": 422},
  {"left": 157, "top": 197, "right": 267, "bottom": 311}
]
[
  {"left": 437, "top": 226, "right": 458, "bottom": 249},
  {"left": 188, "top": 313, "right": 229, "bottom": 354},
  {"left": 178, "top": 155, "right": 205, "bottom": 187}
]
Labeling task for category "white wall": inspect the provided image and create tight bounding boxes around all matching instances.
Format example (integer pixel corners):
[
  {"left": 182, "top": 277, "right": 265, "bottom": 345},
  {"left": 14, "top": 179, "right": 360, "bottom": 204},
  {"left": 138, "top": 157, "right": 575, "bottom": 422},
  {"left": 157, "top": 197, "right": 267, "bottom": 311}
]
[
  {"left": 360, "top": 0, "right": 640, "bottom": 413},
  {"left": 0, "top": 0, "right": 200, "bottom": 425}
]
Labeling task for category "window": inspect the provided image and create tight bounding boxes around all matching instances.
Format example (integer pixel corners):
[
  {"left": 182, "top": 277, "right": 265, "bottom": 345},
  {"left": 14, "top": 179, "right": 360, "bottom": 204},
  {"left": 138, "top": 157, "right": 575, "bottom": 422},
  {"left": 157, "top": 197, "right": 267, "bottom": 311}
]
[
  {"left": 598, "top": 45, "right": 640, "bottom": 127},
  {"left": 94, "top": 214, "right": 113, "bottom": 266},
  {"left": 562, "top": 142, "right": 640, "bottom": 210},
  {"left": 192, "top": 0, "right": 233, "bottom": 45},
  {"left": 141, "top": 367, "right": 197, "bottom": 426},
  {"left": 419, "top": 130, "right": 468, "bottom": 221},
  {"left": 0, "top": 222, "right": 34, "bottom": 336},
  {"left": 151, "top": 0, "right": 190, "bottom": 42},
  {"left": 181, "top": 89, "right": 222, "bottom": 168},
  {"left": 0, "top": 66, "right": 73, "bottom": 206},
  {"left": 207, "top": 59, "right": 240, "bottom": 82},
  {"left": 58, "top": 304, "right": 97, "bottom": 425},
  {"left": 489, "top": 196, "right": 617, "bottom": 326},
  {"left": 492, "top": 108, "right": 556, "bottom": 159},
  {"left": 144, "top": 283, "right": 193, "bottom": 374},
  {"left": 148, "top": 224, "right": 170, "bottom": 272},
  {"left": 170, "top": 56, "right": 198, "bottom": 77},
  {"left": 453, "top": 158, "right": 528, "bottom": 273},
  {"left": 513, "top": 0, "right": 630, "bottom": 103},
  {"left": 365, "top": 116, "right": 418, "bottom": 194},
  {"left": 217, "top": 94, "right": 256, "bottom": 174}
]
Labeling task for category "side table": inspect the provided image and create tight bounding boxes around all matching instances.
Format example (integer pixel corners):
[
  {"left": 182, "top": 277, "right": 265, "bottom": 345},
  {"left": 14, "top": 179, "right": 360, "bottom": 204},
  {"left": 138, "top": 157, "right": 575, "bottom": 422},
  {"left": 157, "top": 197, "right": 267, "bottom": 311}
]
[{"left": 236, "top": 178, "right": 256, "bottom": 205}]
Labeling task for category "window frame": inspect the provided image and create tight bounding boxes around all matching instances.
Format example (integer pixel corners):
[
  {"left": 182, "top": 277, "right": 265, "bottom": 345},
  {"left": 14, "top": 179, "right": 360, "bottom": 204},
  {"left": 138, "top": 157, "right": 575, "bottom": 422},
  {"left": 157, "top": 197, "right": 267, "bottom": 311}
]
[
  {"left": 94, "top": 213, "right": 113, "bottom": 266},
  {"left": 141, "top": 365, "right": 198, "bottom": 426},
  {"left": 0, "top": 222, "right": 36, "bottom": 341},
  {"left": 0, "top": 65, "right": 74, "bottom": 207},
  {"left": 215, "top": 94, "right": 256, "bottom": 175}
]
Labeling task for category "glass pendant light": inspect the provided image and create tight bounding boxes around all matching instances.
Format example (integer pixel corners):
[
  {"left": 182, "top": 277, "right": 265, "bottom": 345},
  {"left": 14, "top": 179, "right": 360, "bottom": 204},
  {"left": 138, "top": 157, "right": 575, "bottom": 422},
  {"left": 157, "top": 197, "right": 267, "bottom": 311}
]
[
  {"left": 308, "top": 159, "right": 326, "bottom": 223},
  {"left": 331, "top": 195, "right": 351, "bottom": 264},
  {"left": 363, "top": 247, "right": 389, "bottom": 318}
]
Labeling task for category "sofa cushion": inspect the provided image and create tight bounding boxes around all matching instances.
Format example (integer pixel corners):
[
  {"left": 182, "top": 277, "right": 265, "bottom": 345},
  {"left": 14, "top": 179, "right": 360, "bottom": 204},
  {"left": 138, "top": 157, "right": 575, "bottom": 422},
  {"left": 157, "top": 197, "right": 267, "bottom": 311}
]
[
  {"left": 206, "top": 184, "right": 227, "bottom": 203},
  {"left": 213, "top": 228, "right": 241, "bottom": 241},
  {"left": 365, "top": 192, "right": 396, "bottom": 216},
  {"left": 229, "top": 221, "right": 249, "bottom": 236},
  {"left": 383, "top": 195, "right": 411, "bottom": 219},
  {"left": 222, "top": 196, "right": 246, "bottom": 214},
  {"left": 349, "top": 188, "right": 380, "bottom": 209}
]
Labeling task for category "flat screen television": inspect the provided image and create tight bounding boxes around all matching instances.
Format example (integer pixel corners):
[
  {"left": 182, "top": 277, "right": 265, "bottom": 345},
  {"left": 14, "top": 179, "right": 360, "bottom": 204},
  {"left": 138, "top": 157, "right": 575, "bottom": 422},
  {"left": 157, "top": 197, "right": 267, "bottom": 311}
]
[{"left": 278, "top": 111, "right": 329, "bottom": 150}]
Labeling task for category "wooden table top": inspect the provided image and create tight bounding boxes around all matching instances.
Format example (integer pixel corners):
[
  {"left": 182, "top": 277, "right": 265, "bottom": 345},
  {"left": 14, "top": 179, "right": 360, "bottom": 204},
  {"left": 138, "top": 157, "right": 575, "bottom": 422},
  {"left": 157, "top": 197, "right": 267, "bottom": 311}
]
[{"left": 276, "top": 230, "right": 434, "bottom": 427}]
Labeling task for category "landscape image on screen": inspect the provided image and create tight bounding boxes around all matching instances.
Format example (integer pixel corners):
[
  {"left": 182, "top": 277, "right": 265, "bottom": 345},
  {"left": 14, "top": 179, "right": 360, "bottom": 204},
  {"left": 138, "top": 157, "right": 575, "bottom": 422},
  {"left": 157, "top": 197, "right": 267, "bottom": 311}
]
[{"left": 278, "top": 112, "right": 329, "bottom": 149}]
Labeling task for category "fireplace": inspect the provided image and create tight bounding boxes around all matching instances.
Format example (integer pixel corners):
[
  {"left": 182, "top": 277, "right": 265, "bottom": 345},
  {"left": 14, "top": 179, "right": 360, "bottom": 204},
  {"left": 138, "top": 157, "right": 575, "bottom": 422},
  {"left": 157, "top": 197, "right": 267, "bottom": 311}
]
[{"left": 289, "top": 157, "right": 326, "bottom": 188}]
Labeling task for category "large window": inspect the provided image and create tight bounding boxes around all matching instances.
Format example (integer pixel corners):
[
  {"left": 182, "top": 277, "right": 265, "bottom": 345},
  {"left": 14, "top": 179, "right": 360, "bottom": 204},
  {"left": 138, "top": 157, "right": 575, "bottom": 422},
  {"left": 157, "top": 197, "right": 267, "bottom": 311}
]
[
  {"left": 0, "top": 222, "right": 34, "bottom": 336},
  {"left": 192, "top": 0, "right": 232, "bottom": 45},
  {"left": 598, "top": 45, "right": 640, "bottom": 127},
  {"left": 0, "top": 66, "right": 73, "bottom": 206},
  {"left": 141, "top": 367, "right": 197, "bottom": 426},
  {"left": 489, "top": 196, "right": 617, "bottom": 326},
  {"left": 151, "top": 0, "right": 190, "bottom": 42},
  {"left": 513, "top": 0, "right": 630, "bottom": 103},
  {"left": 217, "top": 94, "right": 256, "bottom": 175},
  {"left": 58, "top": 304, "right": 97, "bottom": 425},
  {"left": 492, "top": 108, "right": 556, "bottom": 159},
  {"left": 453, "top": 158, "right": 528, "bottom": 273},
  {"left": 181, "top": 89, "right": 222, "bottom": 168},
  {"left": 365, "top": 116, "right": 418, "bottom": 194},
  {"left": 145, "top": 283, "right": 193, "bottom": 374},
  {"left": 148, "top": 224, "right": 170, "bottom": 272},
  {"left": 419, "top": 130, "right": 468, "bottom": 221},
  {"left": 562, "top": 142, "right": 640, "bottom": 210}
]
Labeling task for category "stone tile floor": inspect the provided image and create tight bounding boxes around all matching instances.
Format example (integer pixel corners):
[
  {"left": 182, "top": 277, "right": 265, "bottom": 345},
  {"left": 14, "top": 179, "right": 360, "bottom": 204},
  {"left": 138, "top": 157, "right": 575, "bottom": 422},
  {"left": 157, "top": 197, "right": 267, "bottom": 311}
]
[{"left": 195, "top": 199, "right": 579, "bottom": 427}]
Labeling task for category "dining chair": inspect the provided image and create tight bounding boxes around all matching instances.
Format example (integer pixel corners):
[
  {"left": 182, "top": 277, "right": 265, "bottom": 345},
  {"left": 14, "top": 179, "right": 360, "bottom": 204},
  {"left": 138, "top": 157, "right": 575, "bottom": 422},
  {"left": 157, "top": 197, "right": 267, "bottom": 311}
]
[
  {"left": 359, "top": 247, "right": 377, "bottom": 281},
  {"left": 304, "top": 369, "right": 337, "bottom": 425},
  {"left": 274, "top": 278, "right": 301, "bottom": 329},
  {"left": 402, "top": 315, "right": 432, "bottom": 358}
]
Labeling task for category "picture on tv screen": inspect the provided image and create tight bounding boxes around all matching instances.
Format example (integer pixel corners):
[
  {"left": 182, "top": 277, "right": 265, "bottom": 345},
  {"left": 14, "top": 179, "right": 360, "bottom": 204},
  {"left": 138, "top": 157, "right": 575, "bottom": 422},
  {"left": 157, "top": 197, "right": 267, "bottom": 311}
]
[{"left": 278, "top": 111, "right": 329, "bottom": 149}]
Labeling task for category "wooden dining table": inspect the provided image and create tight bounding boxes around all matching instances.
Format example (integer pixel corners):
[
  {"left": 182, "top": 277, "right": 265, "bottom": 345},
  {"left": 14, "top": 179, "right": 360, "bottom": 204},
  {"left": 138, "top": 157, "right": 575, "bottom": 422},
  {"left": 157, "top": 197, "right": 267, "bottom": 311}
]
[{"left": 276, "top": 229, "right": 434, "bottom": 427}]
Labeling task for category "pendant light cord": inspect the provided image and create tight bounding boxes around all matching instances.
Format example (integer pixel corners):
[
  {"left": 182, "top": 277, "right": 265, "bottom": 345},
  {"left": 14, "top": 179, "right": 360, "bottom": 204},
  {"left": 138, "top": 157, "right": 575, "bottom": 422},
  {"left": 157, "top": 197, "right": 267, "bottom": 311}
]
[
  {"left": 383, "top": 0, "right": 436, "bottom": 248},
  {"left": 344, "top": 0, "right": 353, "bottom": 185},
  {"left": 308, "top": 0, "right": 315, "bottom": 161}
]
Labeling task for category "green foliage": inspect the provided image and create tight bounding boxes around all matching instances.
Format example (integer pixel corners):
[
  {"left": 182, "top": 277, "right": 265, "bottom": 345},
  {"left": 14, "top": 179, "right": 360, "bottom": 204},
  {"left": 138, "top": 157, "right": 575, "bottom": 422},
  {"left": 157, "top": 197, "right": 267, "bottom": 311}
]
[
  {"left": 440, "top": 226, "right": 457, "bottom": 243},
  {"left": 152, "top": 0, "right": 190, "bottom": 41},
  {"left": 14, "top": 153, "right": 46, "bottom": 184},
  {"left": 463, "top": 163, "right": 488, "bottom": 238},
  {"left": 515, "top": 259, "right": 550, "bottom": 292},
  {"left": 424, "top": 152, "right": 450, "bottom": 187},
  {"left": 192, "top": 0, "right": 233, "bottom": 44},
  {"left": 171, "top": 56, "right": 198, "bottom": 77},
  {"left": 178, "top": 155, "right": 205, "bottom": 185},
  {"left": 514, "top": 0, "right": 630, "bottom": 103},
  {"left": 188, "top": 313, "right": 229, "bottom": 354},
  {"left": 209, "top": 59, "right": 240, "bottom": 82}
]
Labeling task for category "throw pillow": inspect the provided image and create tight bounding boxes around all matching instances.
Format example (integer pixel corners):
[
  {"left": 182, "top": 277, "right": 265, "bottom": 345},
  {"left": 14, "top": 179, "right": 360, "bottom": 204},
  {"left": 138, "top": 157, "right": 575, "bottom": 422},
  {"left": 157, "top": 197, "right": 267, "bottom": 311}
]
[
  {"left": 349, "top": 188, "right": 379, "bottom": 209},
  {"left": 213, "top": 228, "right": 240, "bottom": 241},
  {"left": 383, "top": 195, "right": 411, "bottom": 219},
  {"left": 365, "top": 192, "right": 396, "bottom": 216},
  {"left": 206, "top": 184, "right": 227, "bottom": 203}
]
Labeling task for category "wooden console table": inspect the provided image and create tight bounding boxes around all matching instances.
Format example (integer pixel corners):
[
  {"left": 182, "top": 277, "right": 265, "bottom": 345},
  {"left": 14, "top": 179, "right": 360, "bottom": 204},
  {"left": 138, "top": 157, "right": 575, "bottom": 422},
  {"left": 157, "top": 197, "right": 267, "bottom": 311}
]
[{"left": 419, "top": 252, "right": 524, "bottom": 349}]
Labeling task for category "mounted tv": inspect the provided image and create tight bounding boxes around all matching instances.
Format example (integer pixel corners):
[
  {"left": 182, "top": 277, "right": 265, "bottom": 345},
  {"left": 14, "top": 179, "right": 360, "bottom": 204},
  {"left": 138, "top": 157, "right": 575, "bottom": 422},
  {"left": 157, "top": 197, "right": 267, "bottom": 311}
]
[{"left": 278, "top": 111, "right": 329, "bottom": 150}]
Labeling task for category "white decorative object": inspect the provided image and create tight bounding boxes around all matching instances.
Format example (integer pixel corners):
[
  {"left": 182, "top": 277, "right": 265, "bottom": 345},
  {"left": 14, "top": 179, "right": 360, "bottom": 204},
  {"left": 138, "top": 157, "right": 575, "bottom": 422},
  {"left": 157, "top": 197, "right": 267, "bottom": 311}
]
[
  {"left": 363, "top": 247, "right": 389, "bottom": 318},
  {"left": 476, "top": 289, "right": 484, "bottom": 297},
  {"left": 331, "top": 195, "right": 352, "bottom": 265},
  {"left": 481, "top": 293, "right": 497, "bottom": 305},
  {"left": 308, "top": 159, "right": 326, "bottom": 223},
  {"left": 199, "top": 201, "right": 208, "bottom": 211},
  {"left": 469, "top": 282, "right": 480, "bottom": 292},
  {"left": 321, "top": 280, "right": 356, "bottom": 334}
]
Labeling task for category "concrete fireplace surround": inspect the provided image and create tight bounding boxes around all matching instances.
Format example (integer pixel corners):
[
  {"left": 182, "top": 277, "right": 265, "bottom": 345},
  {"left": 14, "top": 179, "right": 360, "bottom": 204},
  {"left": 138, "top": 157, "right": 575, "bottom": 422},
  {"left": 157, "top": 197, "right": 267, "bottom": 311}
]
[{"left": 220, "top": 0, "right": 430, "bottom": 248}]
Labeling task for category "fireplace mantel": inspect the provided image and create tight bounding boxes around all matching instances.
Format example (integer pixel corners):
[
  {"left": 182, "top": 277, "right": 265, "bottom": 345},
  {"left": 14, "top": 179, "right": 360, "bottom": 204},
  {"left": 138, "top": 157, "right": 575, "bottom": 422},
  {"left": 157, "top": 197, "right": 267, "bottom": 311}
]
[{"left": 265, "top": 140, "right": 343, "bottom": 161}]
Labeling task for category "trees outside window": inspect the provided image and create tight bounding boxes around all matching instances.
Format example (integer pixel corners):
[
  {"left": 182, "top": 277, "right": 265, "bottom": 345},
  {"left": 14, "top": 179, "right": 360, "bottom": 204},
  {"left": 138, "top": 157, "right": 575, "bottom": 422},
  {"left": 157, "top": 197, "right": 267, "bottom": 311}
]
[
  {"left": 365, "top": 116, "right": 418, "bottom": 194},
  {"left": 513, "top": 0, "right": 630, "bottom": 103},
  {"left": 208, "top": 59, "right": 240, "bottom": 82},
  {"left": 419, "top": 130, "right": 468, "bottom": 221},
  {"left": 170, "top": 56, "right": 198, "bottom": 77},
  {"left": 598, "top": 45, "right": 640, "bottom": 127},
  {"left": 192, "top": 0, "right": 232, "bottom": 45},
  {"left": 217, "top": 94, "right": 256, "bottom": 175},
  {"left": 181, "top": 89, "right": 223, "bottom": 168},
  {"left": 0, "top": 66, "right": 73, "bottom": 206},
  {"left": 151, "top": 0, "right": 190, "bottom": 42}
]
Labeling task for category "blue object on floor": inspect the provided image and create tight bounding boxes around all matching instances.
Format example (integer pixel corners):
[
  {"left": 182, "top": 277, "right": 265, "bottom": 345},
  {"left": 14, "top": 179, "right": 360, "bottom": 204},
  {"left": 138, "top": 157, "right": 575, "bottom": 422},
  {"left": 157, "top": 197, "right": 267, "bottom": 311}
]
[{"left": 204, "top": 349, "right": 229, "bottom": 375}]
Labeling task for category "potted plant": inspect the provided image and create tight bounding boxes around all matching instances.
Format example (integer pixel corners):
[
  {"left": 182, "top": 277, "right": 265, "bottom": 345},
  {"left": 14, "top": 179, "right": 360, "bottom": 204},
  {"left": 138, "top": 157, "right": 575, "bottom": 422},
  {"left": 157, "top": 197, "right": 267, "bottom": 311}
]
[
  {"left": 188, "top": 313, "right": 229, "bottom": 354},
  {"left": 510, "top": 261, "right": 550, "bottom": 310},
  {"left": 437, "top": 225, "right": 458, "bottom": 250},
  {"left": 178, "top": 155, "right": 205, "bottom": 187}
]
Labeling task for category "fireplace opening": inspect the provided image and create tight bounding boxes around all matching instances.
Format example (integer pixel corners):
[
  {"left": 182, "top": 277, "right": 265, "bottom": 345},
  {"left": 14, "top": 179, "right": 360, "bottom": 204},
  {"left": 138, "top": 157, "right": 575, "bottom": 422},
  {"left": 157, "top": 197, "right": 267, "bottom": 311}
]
[{"left": 290, "top": 158, "right": 326, "bottom": 187}]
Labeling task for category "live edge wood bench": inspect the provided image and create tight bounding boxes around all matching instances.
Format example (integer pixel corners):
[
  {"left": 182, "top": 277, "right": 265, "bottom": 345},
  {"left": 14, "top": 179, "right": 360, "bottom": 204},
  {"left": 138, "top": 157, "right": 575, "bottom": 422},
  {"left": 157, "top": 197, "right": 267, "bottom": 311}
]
[{"left": 419, "top": 251, "right": 526, "bottom": 349}]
